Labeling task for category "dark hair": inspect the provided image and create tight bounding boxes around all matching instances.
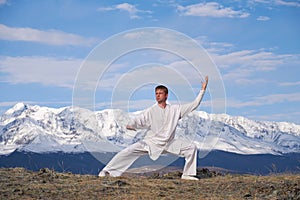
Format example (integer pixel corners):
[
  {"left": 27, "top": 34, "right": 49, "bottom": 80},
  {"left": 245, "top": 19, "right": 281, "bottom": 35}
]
[{"left": 155, "top": 85, "right": 168, "bottom": 94}]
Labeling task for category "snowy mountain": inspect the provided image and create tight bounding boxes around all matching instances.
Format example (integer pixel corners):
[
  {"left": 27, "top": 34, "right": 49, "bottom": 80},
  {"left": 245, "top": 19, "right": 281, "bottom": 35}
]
[{"left": 0, "top": 103, "right": 300, "bottom": 156}]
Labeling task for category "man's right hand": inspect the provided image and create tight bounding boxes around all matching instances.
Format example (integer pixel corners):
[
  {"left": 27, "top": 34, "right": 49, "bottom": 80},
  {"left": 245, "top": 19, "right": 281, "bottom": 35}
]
[
  {"left": 126, "top": 125, "right": 136, "bottom": 131},
  {"left": 201, "top": 76, "right": 208, "bottom": 90}
]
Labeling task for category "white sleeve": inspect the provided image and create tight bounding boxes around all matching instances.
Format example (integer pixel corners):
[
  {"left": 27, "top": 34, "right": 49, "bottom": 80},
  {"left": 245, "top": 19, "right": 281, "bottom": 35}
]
[
  {"left": 128, "top": 109, "right": 151, "bottom": 129},
  {"left": 179, "top": 90, "right": 205, "bottom": 118}
]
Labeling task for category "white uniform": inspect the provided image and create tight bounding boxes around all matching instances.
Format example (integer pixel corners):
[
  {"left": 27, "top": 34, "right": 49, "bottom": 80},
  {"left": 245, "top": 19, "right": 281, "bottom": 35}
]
[{"left": 100, "top": 90, "right": 206, "bottom": 177}]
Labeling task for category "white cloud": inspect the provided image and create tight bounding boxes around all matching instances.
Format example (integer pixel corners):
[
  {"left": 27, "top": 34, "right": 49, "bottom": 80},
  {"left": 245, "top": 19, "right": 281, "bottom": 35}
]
[
  {"left": 96, "top": 99, "right": 155, "bottom": 112},
  {"left": 253, "top": 0, "right": 270, "bottom": 3},
  {"left": 213, "top": 50, "right": 286, "bottom": 70},
  {"left": 249, "top": 111, "right": 300, "bottom": 124},
  {"left": 0, "top": 56, "right": 82, "bottom": 88},
  {"left": 97, "top": 3, "right": 151, "bottom": 19},
  {"left": 97, "top": 64, "right": 198, "bottom": 90},
  {"left": 275, "top": 0, "right": 300, "bottom": 7},
  {"left": 253, "top": 0, "right": 300, "bottom": 7},
  {"left": 0, "top": 0, "right": 7, "bottom": 5},
  {"left": 227, "top": 92, "right": 300, "bottom": 108},
  {"left": 208, "top": 48, "right": 300, "bottom": 85},
  {"left": 177, "top": 2, "right": 250, "bottom": 18},
  {"left": 257, "top": 16, "right": 270, "bottom": 21},
  {"left": 0, "top": 55, "right": 199, "bottom": 93},
  {"left": 0, "top": 24, "right": 98, "bottom": 46},
  {"left": 279, "top": 81, "right": 300, "bottom": 86},
  {"left": 123, "top": 31, "right": 148, "bottom": 39}
]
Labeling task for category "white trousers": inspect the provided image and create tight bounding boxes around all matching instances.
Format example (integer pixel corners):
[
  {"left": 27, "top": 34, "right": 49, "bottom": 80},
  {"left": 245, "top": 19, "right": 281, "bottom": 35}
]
[{"left": 99, "top": 139, "right": 198, "bottom": 177}]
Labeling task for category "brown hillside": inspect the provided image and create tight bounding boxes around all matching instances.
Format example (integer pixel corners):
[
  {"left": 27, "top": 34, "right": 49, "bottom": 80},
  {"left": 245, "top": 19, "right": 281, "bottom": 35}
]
[{"left": 0, "top": 167, "right": 299, "bottom": 199}]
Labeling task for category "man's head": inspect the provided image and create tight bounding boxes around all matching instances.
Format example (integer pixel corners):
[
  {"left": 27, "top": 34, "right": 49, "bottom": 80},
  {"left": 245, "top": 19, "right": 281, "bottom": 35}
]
[{"left": 155, "top": 85, "right": 168, "bottom": 103}]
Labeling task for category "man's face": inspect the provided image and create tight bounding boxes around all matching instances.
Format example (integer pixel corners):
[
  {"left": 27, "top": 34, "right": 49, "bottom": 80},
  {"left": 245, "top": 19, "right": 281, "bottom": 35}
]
[{"left": 155, "top": 89, "right": 168, "bottom": 103}]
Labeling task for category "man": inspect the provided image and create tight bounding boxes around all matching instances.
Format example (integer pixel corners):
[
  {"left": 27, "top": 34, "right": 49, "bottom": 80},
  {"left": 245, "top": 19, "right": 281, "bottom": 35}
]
[{"left": 99, "top": 76, "right": 208, "bottom": 180}]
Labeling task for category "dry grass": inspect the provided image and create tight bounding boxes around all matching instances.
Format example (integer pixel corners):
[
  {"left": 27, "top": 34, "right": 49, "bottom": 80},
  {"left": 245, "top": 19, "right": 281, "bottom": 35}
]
[{"left": 0, "top": 167, "right": 299, "bottom": 199}]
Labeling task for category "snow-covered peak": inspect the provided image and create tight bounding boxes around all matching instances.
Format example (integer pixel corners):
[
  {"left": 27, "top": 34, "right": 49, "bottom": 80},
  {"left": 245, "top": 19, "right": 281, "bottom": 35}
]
[
  {"left": 11, "top": 102, "right": 28, "bottom": 112},
  {"left": 210, "top": 113, "right": 300, "bottom": 138},
  {"left": 2, "top": 102, "right": 29, "bottom": 118}
]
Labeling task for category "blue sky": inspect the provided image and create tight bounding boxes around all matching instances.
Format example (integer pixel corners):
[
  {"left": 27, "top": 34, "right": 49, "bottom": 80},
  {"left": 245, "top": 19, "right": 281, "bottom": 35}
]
[{"left": 0, "top": 0, "right": 300, "bottom": 124}]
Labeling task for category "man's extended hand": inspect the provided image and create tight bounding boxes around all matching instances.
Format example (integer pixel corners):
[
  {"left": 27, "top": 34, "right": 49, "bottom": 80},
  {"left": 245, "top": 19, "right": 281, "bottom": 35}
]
[
  {"left": 126, "top": 125, "right": 136, "bottom": 131},
  {"left": 201, "top": 76, "right": 208, "bottom": 90}
]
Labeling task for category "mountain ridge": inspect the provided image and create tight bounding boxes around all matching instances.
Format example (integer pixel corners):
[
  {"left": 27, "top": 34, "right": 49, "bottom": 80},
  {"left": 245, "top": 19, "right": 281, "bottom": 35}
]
[{"left": 1, "top": 102, "right": 299, "bottom": 156}]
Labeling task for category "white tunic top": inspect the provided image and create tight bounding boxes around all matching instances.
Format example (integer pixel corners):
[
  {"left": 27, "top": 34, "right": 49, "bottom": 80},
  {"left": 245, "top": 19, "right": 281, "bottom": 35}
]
[{"left": 129, "top": 90, "right": 206, "bottom": 160}]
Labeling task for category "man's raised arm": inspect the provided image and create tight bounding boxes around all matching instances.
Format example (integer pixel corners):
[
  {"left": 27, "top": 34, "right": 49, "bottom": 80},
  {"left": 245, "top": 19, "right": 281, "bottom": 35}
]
[{"left": 179, "top": 76, "right": 208, "bottom": 118}]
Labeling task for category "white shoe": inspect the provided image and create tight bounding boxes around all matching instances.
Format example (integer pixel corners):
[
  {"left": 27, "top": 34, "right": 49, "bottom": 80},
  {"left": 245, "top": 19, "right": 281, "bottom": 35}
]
[
  {"left": 98, "top": 170, "right": 109, "bottom": 177},
  {"left": 181, "top": 175, "right": 199, "bottom": 181}
]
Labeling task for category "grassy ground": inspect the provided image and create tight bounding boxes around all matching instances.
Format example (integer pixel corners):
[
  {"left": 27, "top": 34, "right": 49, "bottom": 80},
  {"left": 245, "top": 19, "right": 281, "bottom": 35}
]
[{"left": 0, "top": 167, "right": 299, "bottom": 199}]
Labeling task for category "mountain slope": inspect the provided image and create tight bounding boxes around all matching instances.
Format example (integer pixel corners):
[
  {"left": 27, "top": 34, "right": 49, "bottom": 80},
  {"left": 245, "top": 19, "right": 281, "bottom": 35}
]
[{"left": 0, "top": 103, "right": 299, "bottom": 156}]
